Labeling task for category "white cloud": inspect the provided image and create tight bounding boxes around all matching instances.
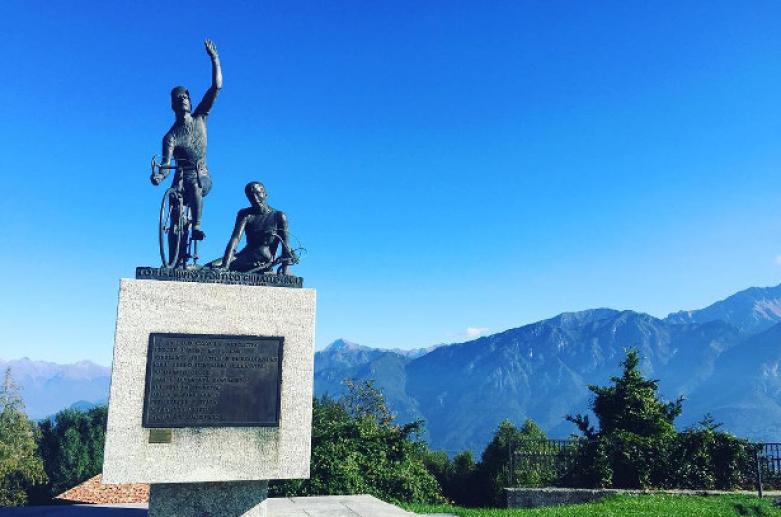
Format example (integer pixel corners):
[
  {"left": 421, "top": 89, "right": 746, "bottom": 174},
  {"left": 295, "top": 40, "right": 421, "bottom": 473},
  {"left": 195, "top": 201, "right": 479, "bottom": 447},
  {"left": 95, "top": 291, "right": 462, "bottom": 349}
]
[
  {"left": 774, "top": 255, "right": 781, "bottom": 267},
  {"left": 463, "top": 326, "right": 490, "bottom": 339}
]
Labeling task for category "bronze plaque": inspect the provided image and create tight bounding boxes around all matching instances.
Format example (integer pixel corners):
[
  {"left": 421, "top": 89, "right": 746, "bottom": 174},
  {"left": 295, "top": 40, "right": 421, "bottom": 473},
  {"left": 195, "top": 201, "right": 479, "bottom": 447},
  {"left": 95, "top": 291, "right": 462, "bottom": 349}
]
[
  {"left": 149, "top": 429, "right": 172, "bottom": 443},
  {"left": 142, "top": 333, "right": 283, "bottom": 428}
]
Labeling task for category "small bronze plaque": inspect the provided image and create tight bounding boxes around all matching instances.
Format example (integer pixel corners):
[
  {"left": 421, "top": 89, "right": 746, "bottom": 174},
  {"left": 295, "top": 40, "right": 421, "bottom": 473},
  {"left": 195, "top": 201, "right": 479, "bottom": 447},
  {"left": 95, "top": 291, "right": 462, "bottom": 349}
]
[
  {"left": 142, "top": 333, "right": 283, "bottom": 428},
  {"left": 149, "top": 429, "right": 172, "bottom": 443}
]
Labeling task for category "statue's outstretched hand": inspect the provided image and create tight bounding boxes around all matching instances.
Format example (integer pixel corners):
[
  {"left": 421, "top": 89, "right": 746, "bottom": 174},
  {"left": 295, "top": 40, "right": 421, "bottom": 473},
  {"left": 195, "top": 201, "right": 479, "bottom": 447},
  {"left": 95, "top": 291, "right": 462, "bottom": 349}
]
[
  {"left": 205, "top": 39, "right": 219, "bottom": 59},
  {"left": 150, "top": 173, "right": 164, "bottom": 186}
]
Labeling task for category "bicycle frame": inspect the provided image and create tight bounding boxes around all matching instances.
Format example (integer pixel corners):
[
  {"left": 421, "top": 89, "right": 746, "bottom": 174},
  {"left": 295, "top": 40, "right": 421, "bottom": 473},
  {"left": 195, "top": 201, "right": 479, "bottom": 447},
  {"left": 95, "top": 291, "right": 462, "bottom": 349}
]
[{"left": 154, "top": 157, "right": 200, "bottom": 269}]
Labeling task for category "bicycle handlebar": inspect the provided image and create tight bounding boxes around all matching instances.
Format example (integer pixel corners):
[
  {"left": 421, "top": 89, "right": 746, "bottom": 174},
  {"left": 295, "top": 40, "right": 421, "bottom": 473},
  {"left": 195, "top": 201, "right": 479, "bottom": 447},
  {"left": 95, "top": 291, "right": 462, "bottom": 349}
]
[{"left": 150, "top": 155, "right": 198, "bottom": 174}]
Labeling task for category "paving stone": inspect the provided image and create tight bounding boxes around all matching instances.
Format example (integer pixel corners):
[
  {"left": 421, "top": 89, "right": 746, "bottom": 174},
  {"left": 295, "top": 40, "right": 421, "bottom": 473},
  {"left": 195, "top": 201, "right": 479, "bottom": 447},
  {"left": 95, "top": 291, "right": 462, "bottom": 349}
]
[{"left": 0, "top": 495, "right": 419, "bottom": 516}]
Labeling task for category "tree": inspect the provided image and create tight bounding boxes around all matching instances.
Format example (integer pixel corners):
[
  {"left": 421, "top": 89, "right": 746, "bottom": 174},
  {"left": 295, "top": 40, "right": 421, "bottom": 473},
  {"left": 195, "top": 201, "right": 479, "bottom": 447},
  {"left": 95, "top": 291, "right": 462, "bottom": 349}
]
[
  {"left": 422, "top": 448, "right": 479, "bottom": 507},
  {"left": 567, "top": 349, "right": 682, "bottom": 440},
  {"left": 563, "top": 349, "right": 756, "bottom": 490},
  {"left": 450, "top": 450, "right": 478, "bottom": 505},
  {"left": 37, "top": 405, "right": 107, "bottom": 498},
  {"left": 339, "top": 379, "right": 393, "bottom": 425},
  {"left": 0, "top": 369, "right": 46, "bottom": 506},
  {"left": 422, "top": 449, "right": 452, "bottom": 495},
  {"left": 566, "top": 349, "right": 682, "bottom": 488},
  {"left": 270, "top": 380, "right": 443, "bottom": 504}
]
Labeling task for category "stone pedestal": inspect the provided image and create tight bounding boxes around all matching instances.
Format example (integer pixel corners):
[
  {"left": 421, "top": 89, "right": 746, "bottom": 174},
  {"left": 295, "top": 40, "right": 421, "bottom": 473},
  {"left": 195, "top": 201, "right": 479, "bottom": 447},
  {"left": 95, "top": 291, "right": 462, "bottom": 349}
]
[
  {"left": 149, "top": 481, "right": 268, "bottom": 517},
  {"left": 102, "top": 279, "right": 315, "bottom": 514}
]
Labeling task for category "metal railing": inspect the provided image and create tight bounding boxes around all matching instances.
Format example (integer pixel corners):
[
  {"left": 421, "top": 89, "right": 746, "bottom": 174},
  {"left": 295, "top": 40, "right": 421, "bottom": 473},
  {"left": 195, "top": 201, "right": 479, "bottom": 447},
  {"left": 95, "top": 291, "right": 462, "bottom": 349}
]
[
  {"left": 757, "top": 442, "right": 781, "bottom": 497},
  {"left": 508, "top": 438, "right": 583, "bottom": 487},
  {"left": 510, "top": 438, "right": 781, "bottom": 497}
]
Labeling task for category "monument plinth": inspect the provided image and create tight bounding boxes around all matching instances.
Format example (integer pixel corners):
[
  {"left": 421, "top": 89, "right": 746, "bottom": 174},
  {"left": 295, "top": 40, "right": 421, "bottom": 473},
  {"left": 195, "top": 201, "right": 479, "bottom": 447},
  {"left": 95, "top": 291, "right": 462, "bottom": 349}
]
[{"left": 102, "top": 280, "right": 315, "bottom": 516}]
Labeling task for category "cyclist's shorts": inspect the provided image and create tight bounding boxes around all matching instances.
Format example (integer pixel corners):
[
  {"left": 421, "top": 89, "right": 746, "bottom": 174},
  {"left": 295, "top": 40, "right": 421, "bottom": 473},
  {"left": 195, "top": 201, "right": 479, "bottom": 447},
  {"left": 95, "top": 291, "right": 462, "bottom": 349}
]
[{"left": 182, "top": 172, "right": 212, "bottom": 202}]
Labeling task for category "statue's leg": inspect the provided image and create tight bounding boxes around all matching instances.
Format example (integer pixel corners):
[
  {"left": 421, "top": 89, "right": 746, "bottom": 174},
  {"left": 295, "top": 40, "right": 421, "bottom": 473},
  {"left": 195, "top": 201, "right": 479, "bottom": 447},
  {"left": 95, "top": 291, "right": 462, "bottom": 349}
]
[
  {"left": 187, "top": 176, "right": 206, "bottom": 241},
  {"left": 192, "top": 191, "right": 203, "bottom": 231},
  {"left": 229, "top": 253, "right": 253, "bottom": 272}
]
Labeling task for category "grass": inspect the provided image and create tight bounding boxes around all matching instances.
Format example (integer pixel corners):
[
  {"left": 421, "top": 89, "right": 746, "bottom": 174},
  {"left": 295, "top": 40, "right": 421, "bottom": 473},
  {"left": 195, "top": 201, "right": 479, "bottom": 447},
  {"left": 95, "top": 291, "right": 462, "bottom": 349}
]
[{"left": 404, "top": 494, "right": 781, "bottom": 516}]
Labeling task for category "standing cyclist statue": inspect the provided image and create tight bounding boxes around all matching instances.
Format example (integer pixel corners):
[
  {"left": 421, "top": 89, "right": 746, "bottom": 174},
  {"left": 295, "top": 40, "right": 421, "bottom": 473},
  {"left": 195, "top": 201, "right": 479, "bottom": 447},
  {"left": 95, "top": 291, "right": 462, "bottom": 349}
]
[{"left": 151, "top": 39, "right": 222, "bottom": 241}]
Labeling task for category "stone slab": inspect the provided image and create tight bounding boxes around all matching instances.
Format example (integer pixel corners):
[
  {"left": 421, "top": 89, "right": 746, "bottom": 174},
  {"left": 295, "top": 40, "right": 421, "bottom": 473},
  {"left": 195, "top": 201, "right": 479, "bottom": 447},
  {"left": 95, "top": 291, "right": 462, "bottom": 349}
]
[
  {"left": 148, "top": 481, "right": 268, "bottom": 516},
  {"left": 265, "top": 495, "right": 417, "bottom": 516},
  {"left": 0, "top": 496, "right": 420, "bottom": 516},
  {"left": 102, "top": 279, "right": 316, "bottom": 484}
]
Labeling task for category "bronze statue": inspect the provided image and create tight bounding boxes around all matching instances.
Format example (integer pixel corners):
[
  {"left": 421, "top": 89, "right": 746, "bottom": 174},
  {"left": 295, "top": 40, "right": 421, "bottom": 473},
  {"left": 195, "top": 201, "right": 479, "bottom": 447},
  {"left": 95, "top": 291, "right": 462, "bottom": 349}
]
[
  {"left": 210, "top": 182, "right": 296, "bottom": 275},
  {"left": 151, "top": 39, "right": 222, "bottom": 242}
]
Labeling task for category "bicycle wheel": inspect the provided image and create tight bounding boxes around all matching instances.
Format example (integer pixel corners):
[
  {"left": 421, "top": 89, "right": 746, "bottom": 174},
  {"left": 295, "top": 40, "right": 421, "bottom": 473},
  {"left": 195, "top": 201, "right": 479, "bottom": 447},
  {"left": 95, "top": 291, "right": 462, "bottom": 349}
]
[{"left": 159, "top": 188, "right": 185, "bottom": 268}]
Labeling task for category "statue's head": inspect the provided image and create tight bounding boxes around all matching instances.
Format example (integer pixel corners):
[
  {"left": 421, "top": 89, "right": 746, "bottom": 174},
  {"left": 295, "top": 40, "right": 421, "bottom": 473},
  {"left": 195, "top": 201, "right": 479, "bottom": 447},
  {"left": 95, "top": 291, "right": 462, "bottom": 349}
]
[
  {"left": 170, "top": 86, "right": 191, "bottom": 114},
  {"left": 245, "top": 181, "right": 268, "bottom": 208}
]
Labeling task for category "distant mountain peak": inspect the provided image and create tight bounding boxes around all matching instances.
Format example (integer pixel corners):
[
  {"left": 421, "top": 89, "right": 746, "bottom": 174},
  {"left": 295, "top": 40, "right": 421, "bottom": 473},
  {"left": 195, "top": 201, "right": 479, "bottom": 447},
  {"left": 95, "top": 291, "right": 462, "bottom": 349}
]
[
  {"left": 544, "top": 308, "right": 623, "bottom": 327},
  {"left": 323, "top": 339, "right": 370, "bottom": 353},
  {"left": 666, "top": 283, "right": 781, "bottom": 335}
]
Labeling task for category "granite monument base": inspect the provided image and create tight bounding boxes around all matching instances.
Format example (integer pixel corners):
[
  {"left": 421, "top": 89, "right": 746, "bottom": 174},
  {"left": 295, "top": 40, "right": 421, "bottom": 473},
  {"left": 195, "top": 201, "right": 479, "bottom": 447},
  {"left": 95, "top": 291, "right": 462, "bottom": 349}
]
[
  {"left": 102, "top": 279, "right": 316, "bottom": 512},
  {"left": 149, "top": 480, "right": 268, "bottom": 517}
]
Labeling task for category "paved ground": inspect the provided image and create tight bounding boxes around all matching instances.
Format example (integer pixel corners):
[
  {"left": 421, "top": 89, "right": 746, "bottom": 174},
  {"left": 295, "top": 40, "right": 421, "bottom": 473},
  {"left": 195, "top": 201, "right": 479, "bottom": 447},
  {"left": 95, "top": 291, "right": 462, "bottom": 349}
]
[
  {"left": 0, "top": 505, "right": 147, "bottom": 516},
  {"left": 268, "top": 495, "right": 417, "bottom": 516},
  {"left": 0, "top": 495, "right": 427, "bottom": 516}
]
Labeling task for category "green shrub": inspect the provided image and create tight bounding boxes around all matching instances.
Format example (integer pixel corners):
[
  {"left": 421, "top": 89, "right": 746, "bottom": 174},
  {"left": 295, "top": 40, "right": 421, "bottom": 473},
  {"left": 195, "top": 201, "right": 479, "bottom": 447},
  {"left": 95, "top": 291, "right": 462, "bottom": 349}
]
[
  {"left": 270, "top": 381, "right": 444, "bottom": 505},
  {"left": 565, "top": 350, "right": 758, "bottom": 490},
  {"left": 666, "top": 426, "right": 756, "bottom": 490},
  {"left": 423, "top": 449, "right": 480, "bottom": 507}
]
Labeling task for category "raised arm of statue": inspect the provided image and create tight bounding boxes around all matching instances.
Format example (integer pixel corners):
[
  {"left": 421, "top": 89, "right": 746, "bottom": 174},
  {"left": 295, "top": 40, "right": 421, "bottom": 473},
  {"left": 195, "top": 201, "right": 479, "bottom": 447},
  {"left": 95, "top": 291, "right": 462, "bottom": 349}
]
[
  {"left": 220, "top": 209, "right": 249, "bottom": 268},
  {"left": 194, "top": 39, "right": 222, "bottom": 116}
]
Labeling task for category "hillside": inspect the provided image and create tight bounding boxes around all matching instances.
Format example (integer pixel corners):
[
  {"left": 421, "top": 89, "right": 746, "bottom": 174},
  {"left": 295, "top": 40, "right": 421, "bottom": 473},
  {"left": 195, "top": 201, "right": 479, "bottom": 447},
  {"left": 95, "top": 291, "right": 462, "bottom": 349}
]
[{"left": 316, "top": 309, "right": 744, "bottom": 452}]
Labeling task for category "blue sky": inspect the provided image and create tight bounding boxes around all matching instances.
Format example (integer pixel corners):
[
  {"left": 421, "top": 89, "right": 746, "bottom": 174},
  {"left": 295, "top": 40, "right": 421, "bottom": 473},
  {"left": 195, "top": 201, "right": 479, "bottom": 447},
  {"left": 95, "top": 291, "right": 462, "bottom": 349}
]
[{"left": 2, "top": 1, "right": 781, "bottom": 365}]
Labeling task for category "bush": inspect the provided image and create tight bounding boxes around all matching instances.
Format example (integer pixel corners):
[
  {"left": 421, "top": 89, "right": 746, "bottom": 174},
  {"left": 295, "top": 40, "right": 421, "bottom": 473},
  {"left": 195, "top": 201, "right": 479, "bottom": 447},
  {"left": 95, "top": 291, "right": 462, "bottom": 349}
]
[
  {"left": 270, "top": 381, "right": 444, "bottom": 505},
  {"left": 666, "top": 425, "right": 756, "bottom": 490},
  {"left": 423, "top": 449, "right": 479, "bottom": 507},
  {"left": 565, "top": 350, "right": 758, "bottom": 490}
]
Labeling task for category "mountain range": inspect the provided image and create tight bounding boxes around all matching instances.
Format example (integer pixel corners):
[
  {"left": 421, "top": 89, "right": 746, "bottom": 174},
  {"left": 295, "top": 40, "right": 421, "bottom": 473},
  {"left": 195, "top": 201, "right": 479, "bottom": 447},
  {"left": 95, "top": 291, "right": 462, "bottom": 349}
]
[
  {"left": 314, "top": 284, "right": 781, "bottom": 453},
  {"left": 0, "top": 357, "right": 110, "bottom": 419},
  {"left": 5, "top": 283, "right": 781, "bottom": 454}
]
